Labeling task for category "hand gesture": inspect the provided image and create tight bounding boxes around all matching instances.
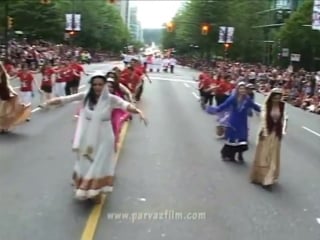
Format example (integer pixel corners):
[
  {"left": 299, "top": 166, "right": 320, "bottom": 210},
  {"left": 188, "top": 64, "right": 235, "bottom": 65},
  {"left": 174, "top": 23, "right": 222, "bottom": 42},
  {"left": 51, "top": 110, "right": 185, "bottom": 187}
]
[{"left": 138, "top": 111, "right": 148, "bottom": 126}]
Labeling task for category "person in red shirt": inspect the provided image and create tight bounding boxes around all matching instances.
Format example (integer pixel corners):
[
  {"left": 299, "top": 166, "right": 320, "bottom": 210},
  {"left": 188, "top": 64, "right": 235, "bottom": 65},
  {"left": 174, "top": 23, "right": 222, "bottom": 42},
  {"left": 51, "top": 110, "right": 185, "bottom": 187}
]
[
  {"left": 40, "top": 62, "right": 56, "bottom": 102},
  {"left": 14, "top": 64, "right": 41, "bottom": 120},
  {"left": 130, "top": 58, "right": 151, "bottom": 101},
  {"left": 54, "top": 62, "right": 70, "bottom": 97},
  {"left": 198, "top": 68, "right": 214, "bottom": 109},
  {"left": 67, "top": 58, "right": 85, "bottom": 95},
  {"left": 214, "top": 75, "right": 231, "bottom": 106},
  {"left": 120, "top": 65, "right": 141, "bottom": 99}
]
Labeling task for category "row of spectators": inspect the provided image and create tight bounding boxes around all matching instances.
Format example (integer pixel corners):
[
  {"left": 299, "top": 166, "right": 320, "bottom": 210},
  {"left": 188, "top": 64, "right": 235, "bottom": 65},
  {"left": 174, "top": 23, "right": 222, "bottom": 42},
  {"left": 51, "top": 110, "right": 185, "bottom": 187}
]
[{"left": 177, "top": 57, "right": 320, "bottom": 114}]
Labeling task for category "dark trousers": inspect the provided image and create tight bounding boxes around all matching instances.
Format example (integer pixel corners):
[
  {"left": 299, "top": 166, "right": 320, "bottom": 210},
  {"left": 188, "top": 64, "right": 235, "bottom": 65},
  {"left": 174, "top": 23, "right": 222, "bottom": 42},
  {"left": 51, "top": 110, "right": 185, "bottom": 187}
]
[
  {"left": 135, "top": 81, "right": 144, "bottom": 101},
  {"left": 65, "top": 81, "right": 72, "bottom": 96},
  {"left": 170, "top": 65, "right": 174, "bottom": 73}
]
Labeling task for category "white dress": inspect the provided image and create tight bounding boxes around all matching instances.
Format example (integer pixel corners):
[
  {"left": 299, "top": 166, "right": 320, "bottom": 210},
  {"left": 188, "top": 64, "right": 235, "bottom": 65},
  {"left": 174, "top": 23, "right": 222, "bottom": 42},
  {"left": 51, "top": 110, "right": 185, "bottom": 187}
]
[{"left": 60, "top": 91, "right": 130, "bottom": 200}]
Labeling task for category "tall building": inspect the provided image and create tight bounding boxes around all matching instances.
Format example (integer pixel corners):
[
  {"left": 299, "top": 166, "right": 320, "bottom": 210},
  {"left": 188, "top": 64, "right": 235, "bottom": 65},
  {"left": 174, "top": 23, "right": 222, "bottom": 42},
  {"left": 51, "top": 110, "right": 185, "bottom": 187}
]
[
  {"left": 115, "top": 0, "right": 129, "bottom": 26},
  {"left": 252, "top": 0, "right": 305, "bottom": 64},
  {"left": 128, "top": 5, "right": 144, "bottom": 42}
]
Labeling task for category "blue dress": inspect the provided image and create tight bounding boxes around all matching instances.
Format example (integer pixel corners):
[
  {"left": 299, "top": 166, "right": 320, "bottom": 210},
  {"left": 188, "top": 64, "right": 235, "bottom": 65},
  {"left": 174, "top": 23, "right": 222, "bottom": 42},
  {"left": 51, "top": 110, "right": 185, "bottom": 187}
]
[{"left": 207, "top": 94, "right": 260, "bottom": 146}]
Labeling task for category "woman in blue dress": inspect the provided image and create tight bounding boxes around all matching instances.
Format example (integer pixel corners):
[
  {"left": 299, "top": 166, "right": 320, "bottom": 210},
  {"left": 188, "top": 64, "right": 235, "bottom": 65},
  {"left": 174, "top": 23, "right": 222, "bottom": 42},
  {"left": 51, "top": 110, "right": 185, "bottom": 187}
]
[{"left": 207, "top": 82, "right": 261, "bottom": 163}]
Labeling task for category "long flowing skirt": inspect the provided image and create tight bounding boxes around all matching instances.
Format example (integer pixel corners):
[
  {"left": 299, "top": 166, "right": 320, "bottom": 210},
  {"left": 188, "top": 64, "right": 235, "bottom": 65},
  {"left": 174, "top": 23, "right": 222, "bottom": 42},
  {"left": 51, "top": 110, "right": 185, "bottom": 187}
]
[
  {"left": 111, "top": 108, "right": 130, "bottom": 150},
  {"left": 0, "top": 96, "right": 31, "bottom": 130},
  {"left": 72, "top": 120, "right": 116, "bottom": 200},
  {"left": 250, "top": 132, "right": 281, "bottom": 185}
]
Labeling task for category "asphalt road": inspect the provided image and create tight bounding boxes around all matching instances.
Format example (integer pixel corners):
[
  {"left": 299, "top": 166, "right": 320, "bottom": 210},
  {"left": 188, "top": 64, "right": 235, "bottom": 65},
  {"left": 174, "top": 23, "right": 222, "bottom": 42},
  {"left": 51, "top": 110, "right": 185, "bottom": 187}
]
[{"left": 0, "top": 64, "right": 320, "bottom": 240}]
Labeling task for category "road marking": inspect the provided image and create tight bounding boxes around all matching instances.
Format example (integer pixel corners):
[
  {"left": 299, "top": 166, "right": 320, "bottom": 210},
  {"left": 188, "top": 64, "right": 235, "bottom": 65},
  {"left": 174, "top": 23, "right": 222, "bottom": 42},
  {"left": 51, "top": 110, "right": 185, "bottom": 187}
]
[
  {"left": 30, "top": 84, "right": 86, "bottom": 113},
  {"left": 80, "top": 121, "right": 130, "bottom": 240},
  {"left": 152, "top": 77, "right": 196, "bottom": 84},
  {"left": 184, "top": 83, "right": 190, "bottom": 88},
  {"left": 192, "top": 92, "right": 200, "bottom": 99},
  {"left": 302, "top": 126, "right": 320, "bottom": 138}
]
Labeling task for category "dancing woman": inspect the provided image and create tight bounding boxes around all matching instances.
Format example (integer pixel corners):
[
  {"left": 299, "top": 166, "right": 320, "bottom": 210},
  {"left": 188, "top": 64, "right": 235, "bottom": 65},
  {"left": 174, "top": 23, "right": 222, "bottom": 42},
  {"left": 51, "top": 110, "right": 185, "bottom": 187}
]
[
  {"left": 44, "top": 71, "right": 147, "bottom": 203},
  {"left": 250, "top": 88, "right": 288, "bottom": 190},
  {"left": 207, "top": 82, "right": 261, "bottom": 163},
  {"left": 0, "top": 62, "right": 31, "bottom": 133}
]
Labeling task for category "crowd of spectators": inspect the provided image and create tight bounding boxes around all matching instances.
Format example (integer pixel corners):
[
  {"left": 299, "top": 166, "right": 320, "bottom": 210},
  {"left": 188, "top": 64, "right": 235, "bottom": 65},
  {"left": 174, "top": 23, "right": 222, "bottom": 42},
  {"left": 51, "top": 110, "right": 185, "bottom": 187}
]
[
  {"left": 177, "top": 57, "right": 320, "bottom": 115},
  {"left": 1, "top": 38, "right": 119, "bottom": 70}
]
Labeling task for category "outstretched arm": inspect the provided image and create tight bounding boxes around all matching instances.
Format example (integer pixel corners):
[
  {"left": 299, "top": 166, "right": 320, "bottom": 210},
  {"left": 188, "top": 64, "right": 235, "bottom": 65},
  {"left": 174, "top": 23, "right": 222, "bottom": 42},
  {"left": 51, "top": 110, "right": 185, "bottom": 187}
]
[{"left": 206, "top": 95, "right": 233, "bottom": 114}]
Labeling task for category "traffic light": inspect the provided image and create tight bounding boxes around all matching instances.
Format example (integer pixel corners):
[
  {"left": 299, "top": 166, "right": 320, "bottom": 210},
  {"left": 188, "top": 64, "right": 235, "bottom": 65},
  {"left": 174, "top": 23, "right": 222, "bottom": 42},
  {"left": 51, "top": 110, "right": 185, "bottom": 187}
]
[
  {"left": 69, "top": 31, "right": 75, "bottom": 36},
  {"left": 224, "top": 43, "right": 230, "bottom": 50},
  {"left": 201, "top": 25, "right": 209, "bottom": 35},
  {"left": 166, "top": 22, "right": 174, "bottom": 32},
  {"left": 40, "top": 0, "right": 51, "bottom": 4},
  {"left": 7, "top": 16, "right": 13, "bottom": 30}
]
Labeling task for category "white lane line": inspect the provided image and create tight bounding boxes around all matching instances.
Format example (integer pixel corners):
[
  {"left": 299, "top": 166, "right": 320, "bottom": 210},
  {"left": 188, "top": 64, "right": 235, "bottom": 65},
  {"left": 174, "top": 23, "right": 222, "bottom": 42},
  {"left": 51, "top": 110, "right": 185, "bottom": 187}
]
[
  {"left": 184, "top": 83, "right": 190, "bottom": 88},
  {"left": 192, "top": 92, "right": 200, "bottom": 100},
  {"left": 152, "top": 77, "right": 196, "bottom": 84},
  {"left": 302, "top": 126, "right": 320, "bottom": 138},
  {"left": 30, "top": 84, "right": 86, "bottom": 113}
]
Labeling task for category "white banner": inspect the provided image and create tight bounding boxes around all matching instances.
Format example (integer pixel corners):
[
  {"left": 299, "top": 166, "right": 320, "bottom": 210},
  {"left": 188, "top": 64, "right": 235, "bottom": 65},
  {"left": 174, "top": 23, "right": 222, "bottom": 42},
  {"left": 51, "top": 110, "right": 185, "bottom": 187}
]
[
  {"left": 74, "top": 14, "right": 81, "bottom": 31},
  {"left": 226, "top": 27, "right": 234, "bottom": 43},
  {"left": 218, "top": 26, "right": 226, "bottom": 43},
  {"left": 65, "top": 14, "right": 73, "bottom": 31},
  {"left": 65, "top": 13, "right": 81, "bottom": 31},
  {"left": 282, "top": 48, "right": 289, "bottom": 57},
  {"left": 290, "top": 53, "right": 300, "bottom": 62},
  {"left": 312, "top": 0, "right": 320, "bottom": 30},
  {"left": 218, "top": 26, "right": 234, "bottom": 43}
]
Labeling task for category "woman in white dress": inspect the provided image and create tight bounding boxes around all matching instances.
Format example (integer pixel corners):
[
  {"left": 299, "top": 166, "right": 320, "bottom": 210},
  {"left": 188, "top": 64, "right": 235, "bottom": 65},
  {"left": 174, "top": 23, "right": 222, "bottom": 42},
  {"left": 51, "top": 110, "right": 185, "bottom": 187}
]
[{"left": 45, "top": 71, "right": 147, "bottom": 203}]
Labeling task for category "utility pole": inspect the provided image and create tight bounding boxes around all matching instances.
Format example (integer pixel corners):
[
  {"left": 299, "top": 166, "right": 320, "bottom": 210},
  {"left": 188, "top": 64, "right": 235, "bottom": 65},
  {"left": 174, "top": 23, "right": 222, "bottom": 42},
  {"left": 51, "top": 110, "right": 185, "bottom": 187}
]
[{"left": 4, "top": 0, "right": 9, "bottom": 59}]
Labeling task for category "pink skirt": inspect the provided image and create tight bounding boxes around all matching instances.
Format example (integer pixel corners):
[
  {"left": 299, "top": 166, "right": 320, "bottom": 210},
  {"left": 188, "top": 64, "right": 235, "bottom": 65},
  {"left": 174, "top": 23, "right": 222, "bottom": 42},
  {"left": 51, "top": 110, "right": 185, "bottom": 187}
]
[{"left": 111, "top": 108, "right": 131, "bottom": 151}]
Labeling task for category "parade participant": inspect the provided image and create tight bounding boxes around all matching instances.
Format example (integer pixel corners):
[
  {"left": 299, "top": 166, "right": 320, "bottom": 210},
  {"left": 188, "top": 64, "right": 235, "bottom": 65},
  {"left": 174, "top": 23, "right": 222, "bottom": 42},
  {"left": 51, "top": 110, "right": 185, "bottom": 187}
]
[
  {"left": 40, "top": 62, "right": 55, "bottom": 103},
  {"left": 53, "top": 62, "right": 71, "bottom": 97},
  {"left": 106, "top": 77, "right": 131, "bottom": 151},
  {"left": 68, "top": 58, "right": 85, "bottom": 94},
  {"left": 250, "top": 88, "right": 288, "bottom": 190},
  {"left": 106, "top": 71, "right": 133, "bottom": 102},
  {"left": 213, "top": 75, "right": 234, "bottom": 137},
  {"left": 131, "top": 58, "right": 151, "bottom": 102},
  {"left": 14, "top": 64, "right": 42, "bottom": 121},
  {"left": 44, "top": 71, "right": 148, "bottom": 203},
  {"left": 198, "top": 68, "right": 213, "bottom": 109},
  {"left": 246, "top": 83, "right": 255, "bottom": 117},
  {"left": 120, "top": 65, "right": 141, "bottom": 101},
  {"left": 0, "top": 63, "right": 31, "bottom": 133},
  {"left": 206, "top": 82, "right": 261, "bottom": 163}
]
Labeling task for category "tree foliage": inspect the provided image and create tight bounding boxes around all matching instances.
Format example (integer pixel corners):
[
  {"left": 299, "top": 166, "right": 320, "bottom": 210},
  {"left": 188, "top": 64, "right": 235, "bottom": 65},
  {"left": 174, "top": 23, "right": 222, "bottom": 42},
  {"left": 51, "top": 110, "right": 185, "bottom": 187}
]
[
  {"left": 161, "top": 0, "right": 268, "bottom": 62},
  {"left": 278, "top": 0, "right": 320, "bottom": 70},
  {"left": 0, "top": 0, "right": 130, "bottom": 51}
]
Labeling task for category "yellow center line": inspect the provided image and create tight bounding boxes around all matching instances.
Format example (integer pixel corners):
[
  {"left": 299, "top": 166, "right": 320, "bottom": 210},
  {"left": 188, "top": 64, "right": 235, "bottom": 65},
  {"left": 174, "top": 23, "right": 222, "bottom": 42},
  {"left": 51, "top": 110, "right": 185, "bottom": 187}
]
[{"left": 80, "top": 121, "right": 130, "bottom": 240}]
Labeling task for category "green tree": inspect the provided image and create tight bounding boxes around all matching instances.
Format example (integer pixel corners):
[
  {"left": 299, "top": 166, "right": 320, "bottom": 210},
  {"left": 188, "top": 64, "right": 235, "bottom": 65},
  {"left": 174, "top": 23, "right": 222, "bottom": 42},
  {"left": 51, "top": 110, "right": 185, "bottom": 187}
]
[
  {"left": 278, "top": 0, "right": 320, "bottom": 70},
  {"left": 1, "top": 0, "right": 129, "bottom": 51},
  {"left": 161, "top": 0, "right": 267, "bottom": 61}
]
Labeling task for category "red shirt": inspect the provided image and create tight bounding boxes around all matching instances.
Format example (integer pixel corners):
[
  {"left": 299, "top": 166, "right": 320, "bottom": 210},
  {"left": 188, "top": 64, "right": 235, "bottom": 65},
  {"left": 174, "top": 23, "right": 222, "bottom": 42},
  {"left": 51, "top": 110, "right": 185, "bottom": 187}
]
[
  {"left": 215, "top": 80, "right": 229, "bottom": 95},
  {"left": 18, "top": 71, "right": 34, "bottom": 92},
  {"left": 56, "top": 67, "right": 72, "bottom": 83},
  {"left": 41, "top": 67, "right": 55, "bottom": 87},
  {"left": 134, "top": 66, "right": 144, "bottom": 76},
  {"left": 198, "top": 73, "right": 211, "bottom": 89},
  {"left": 120, "top": 70, "right": 140, "bottom": 93},
  {"left": 70, "top": 63, "right": 84, "bottom": 79}
]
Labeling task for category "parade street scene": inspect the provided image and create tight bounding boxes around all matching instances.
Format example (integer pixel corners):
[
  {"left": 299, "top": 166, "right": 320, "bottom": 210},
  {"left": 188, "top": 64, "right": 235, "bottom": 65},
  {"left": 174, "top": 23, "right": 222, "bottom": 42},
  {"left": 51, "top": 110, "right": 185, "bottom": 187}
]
[{"left": 0, "top": 0, "right": 320, "bottom": 240}]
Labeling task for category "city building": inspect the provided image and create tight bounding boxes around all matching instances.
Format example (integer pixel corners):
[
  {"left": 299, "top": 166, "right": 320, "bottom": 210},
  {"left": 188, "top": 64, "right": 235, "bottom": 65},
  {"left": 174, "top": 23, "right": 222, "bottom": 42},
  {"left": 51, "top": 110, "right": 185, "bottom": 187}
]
[
  {"left": 114, "top": 0, "right": 129, "bottom": 26},
  {"left": 128, "top": 5, "right": 144, "bottom": 42},
  {"left": 252, "top": 0, "right": 305, "bottom": 64}
]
